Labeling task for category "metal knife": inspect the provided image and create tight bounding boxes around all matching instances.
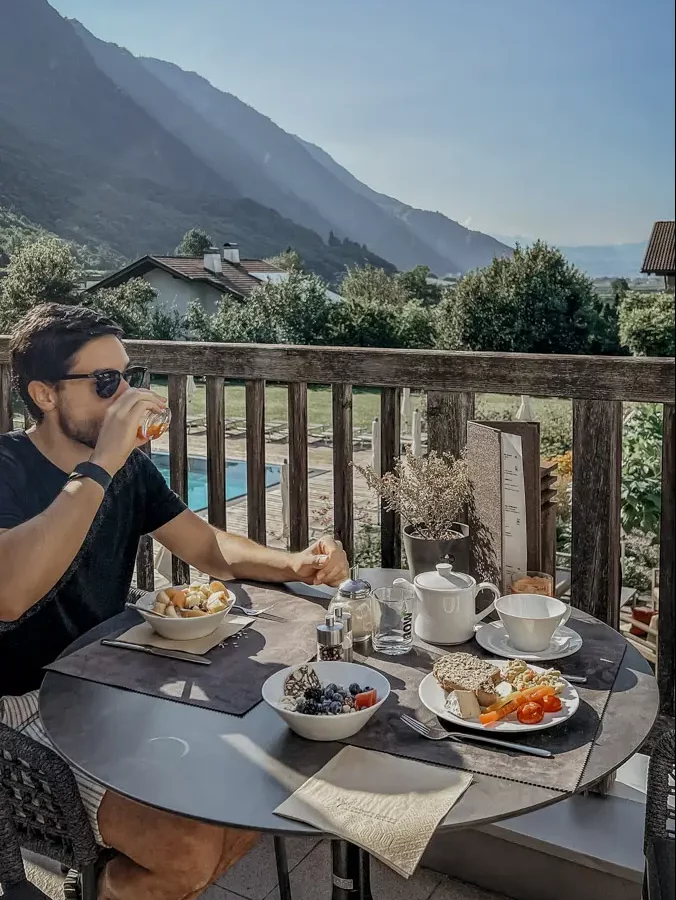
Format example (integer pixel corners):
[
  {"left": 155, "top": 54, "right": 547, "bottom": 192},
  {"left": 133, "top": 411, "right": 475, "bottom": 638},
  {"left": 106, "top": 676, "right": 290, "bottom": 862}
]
[{"left": 101, "top": 639, "right": 212, "bottom": 666}]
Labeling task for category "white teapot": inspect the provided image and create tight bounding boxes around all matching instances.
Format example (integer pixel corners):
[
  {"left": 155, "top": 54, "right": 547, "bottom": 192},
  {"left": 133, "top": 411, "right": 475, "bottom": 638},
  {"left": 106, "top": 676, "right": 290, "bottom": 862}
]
[{"left": 393, "top": 563, "right": 501, "bottom": 645}]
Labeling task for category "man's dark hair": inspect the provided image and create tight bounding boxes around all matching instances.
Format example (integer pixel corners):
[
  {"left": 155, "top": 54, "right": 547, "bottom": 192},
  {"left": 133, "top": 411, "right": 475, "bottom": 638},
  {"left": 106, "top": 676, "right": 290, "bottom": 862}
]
[{"left": 10, "top": 304, "right": 123, "bottom": 422}]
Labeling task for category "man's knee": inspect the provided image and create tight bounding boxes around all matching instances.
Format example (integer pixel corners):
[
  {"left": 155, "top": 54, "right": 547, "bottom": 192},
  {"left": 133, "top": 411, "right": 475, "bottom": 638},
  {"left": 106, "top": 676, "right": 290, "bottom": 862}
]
[{"left": 156, "top": 820, "right": 223, "bottom": 890}]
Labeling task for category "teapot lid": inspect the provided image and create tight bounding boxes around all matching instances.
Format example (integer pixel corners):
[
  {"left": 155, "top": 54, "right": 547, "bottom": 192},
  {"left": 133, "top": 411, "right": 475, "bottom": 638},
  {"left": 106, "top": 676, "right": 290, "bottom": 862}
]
[
  {"left": 416, "top": 563, "right": 474, "bottom": 591},
  {"left": 336, "top": 565, "right": 372, "bottom": 600}
]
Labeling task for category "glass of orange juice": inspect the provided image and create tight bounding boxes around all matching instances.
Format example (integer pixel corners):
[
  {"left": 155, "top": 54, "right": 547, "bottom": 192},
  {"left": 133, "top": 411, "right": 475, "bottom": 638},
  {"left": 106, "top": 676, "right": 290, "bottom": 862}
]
[
  {"left": 510, "top": 571, "right": 554, "bottom": 597},
  {"left": 138, "top": 408, "right": 172, "bottom": 442}
]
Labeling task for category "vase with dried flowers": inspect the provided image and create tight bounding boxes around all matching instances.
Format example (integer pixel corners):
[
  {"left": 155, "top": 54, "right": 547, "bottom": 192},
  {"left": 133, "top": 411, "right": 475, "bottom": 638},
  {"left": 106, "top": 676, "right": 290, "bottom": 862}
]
[{"left": 354, "top": 449, "right": 473, "bottom": 578}]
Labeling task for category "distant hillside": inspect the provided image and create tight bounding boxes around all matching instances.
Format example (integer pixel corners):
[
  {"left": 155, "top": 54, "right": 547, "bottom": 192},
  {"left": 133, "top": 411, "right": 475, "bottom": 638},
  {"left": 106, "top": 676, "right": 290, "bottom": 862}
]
[
  {"left": 0, "top": 0, "right": 394, "bottom": 285},
  {"left": 0, "top": 206, "right": 125, "bottom": 270},
  {"left": 297, "top": 138, "right": 512, "bottom": 274},
  {"left": 494, "top": 233, "right": 648, "bottom": 278},
  {"left": 69, "top": 15, "right": 510, "bottom": 275},
  {"left": 559, "top": 242, "right": 648, "bottom": 278}
]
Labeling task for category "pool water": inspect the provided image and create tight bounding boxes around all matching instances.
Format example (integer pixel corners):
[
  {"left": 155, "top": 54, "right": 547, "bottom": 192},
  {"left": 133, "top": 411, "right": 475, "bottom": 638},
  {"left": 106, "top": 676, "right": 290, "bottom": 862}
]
[{"left": 152, "top": 453, "right": 282, "bottom": 511}]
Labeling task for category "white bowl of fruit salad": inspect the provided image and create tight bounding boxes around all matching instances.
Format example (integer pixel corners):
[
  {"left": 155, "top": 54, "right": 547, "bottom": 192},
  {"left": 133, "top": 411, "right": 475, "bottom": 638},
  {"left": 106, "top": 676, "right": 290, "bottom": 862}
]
[
  {"left": 135, "top": 582, "right": 235, "bottom": 641},
  {"left": 262, "top": 662, "right": 390, "bottom": 741}
]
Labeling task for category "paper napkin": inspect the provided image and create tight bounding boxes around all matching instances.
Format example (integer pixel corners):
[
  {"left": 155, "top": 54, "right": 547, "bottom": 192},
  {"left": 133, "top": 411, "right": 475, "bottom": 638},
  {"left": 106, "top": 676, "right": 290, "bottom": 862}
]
[{"left": 275, "top": 746, "right": 472, "bottom": 878}]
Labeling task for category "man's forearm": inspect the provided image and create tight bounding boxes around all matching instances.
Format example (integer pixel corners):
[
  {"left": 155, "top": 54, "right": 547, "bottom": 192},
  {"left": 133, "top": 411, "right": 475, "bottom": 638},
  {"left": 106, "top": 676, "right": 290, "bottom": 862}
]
[
  {"left": 0, "top": 479, "right": 104, "bottom": 621},
  {"left": 212, "top": 531, "right": 300, "bottom": 583}
]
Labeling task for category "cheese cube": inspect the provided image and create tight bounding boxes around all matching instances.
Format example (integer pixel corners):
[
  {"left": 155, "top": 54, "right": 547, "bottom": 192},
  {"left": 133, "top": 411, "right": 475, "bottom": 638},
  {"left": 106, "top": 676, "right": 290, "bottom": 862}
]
[{"left": 445, "top": 690, "right": 481, "bottom": 719}]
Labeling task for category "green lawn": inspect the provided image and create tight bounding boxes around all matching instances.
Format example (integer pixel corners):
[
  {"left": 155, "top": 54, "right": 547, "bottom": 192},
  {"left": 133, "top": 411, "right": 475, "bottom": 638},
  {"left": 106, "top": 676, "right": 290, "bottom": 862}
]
[{"left": 152, "top": 380, "right": 573, "bottom": 454}]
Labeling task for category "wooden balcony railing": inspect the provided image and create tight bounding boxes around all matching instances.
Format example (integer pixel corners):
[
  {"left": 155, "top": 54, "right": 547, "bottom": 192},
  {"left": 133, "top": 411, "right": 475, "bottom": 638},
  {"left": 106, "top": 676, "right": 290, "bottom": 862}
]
[{"left": 1, "top": 338, "right": 674, "bottom": 719}]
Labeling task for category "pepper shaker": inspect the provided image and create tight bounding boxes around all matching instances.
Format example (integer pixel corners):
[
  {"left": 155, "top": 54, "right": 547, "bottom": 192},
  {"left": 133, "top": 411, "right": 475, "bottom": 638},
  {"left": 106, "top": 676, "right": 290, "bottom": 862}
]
[
  {"left": 316, "top": 613, "right": 344, "bottom": 661},
  {"left": 335, "top": 606, "right": 354, "bottom": 662}
]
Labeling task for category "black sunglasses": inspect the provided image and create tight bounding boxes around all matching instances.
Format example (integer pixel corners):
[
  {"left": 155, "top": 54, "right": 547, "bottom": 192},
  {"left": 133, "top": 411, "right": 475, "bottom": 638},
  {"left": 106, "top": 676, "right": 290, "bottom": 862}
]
[{"left": 59, "top": 366, "right": 148, "bottom": 399}]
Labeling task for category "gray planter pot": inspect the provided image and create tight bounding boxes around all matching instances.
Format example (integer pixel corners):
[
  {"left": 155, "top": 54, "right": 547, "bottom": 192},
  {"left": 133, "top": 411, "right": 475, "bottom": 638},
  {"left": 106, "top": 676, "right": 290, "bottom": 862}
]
[{"left": 403, "top": 523, "right": 471, "bottom": 580}]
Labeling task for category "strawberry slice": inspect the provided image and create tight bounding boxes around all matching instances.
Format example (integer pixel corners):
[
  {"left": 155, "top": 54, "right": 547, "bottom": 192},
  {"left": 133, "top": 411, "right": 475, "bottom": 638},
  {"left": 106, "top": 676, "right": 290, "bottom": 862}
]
[{"left": 354, "top": 689, "right": 377, "bottom": 710}]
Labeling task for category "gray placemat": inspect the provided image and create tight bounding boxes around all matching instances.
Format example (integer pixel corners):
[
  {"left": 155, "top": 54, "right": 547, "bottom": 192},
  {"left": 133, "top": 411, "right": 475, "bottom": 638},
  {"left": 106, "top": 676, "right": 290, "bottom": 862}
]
[
  {"left": 45, "top": 584, "right": 326, "bottom": 717},
  {"left": 344, "top": 612, "right": 627, "bottom": 793}
]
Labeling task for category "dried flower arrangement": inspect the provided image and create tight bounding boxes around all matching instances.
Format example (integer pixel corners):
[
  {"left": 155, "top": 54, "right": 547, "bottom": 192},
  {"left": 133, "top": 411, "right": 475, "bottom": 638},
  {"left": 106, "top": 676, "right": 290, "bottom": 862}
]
[{"left": 354, "top": 449, "right": 472, "bottom": 541}]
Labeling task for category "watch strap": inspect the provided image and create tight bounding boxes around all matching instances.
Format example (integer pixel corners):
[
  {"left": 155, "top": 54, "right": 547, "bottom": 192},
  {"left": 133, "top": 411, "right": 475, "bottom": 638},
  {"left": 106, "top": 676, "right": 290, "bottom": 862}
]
[{"left": 68, "top": 461, "right": 112, "bottom": 492}]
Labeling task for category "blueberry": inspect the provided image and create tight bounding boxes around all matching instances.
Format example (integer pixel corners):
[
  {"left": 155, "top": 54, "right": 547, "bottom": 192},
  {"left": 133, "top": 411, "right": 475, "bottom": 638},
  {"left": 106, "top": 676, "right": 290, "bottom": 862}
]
[
  {"left": 329, "top": 701, "right": 343, "bottom": 715},
  {"left": 349, "top": 683, "right": 361, "bottom": 695},
  {"left": 326, "top": 683, "right": 338, "bottom": 693},
  {"left": 363, "top": 686, "right": 372, "bottom": 692}
]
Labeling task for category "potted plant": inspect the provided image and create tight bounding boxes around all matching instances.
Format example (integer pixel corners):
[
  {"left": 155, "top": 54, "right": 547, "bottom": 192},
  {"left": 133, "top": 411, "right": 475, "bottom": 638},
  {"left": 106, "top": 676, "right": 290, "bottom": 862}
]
[{"left": 355, "top": 449, "right": 472, "bottom": 578}]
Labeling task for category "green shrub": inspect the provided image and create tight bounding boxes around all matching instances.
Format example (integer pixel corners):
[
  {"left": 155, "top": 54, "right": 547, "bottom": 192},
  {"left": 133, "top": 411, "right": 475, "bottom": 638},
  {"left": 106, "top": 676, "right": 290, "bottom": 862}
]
[{"left": 619, "top": 291, "right": 675, "bottom": 357}]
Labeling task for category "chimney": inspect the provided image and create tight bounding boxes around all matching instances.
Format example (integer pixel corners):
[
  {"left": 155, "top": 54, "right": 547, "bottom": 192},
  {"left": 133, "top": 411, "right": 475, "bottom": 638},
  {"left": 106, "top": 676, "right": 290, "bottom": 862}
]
[
  {"left": 222, "top": 242, "right": 240, "bottom": 265},
  {"left": 203, "top": 247, "right": 222, "bottom": 275}
]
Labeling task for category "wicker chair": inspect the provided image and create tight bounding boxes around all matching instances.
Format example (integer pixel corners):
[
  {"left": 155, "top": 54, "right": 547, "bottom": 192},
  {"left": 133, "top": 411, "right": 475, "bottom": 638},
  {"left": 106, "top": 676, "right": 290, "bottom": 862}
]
[
  {"left": 644, "top": 729, "right": 675, "bottom": 900},
  {"left": 0, "top": 722, "right": 102, "bottom": 899}
]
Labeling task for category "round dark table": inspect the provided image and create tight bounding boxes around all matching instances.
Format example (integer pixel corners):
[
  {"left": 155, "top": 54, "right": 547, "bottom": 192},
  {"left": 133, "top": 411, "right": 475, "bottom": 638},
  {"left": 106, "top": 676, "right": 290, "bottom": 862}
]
[{"left": 40, "top": 570, "right": 659, "bottom": 899}]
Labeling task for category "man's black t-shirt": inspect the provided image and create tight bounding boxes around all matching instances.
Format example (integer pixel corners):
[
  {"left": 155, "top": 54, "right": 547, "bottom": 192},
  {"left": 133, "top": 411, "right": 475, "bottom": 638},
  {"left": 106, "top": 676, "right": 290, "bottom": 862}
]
[{"left": 0, "top": 431, "right": 186, "bottom": 696}]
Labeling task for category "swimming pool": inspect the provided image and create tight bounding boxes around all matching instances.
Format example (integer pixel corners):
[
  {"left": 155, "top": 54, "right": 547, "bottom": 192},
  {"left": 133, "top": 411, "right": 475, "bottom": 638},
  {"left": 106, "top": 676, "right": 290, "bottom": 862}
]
[{"left": 152, "top": 453, "right": 282, "bottom": 511}]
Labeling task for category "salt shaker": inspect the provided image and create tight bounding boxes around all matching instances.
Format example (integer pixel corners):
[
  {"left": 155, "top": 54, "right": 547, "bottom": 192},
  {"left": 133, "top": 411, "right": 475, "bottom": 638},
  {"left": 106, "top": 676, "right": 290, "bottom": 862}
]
[
  {"left": 334, "top": 606, "right": 354, "bottom": 662},
  {"left": 316, "top": 614, "right": 344, "bottom": 661}
]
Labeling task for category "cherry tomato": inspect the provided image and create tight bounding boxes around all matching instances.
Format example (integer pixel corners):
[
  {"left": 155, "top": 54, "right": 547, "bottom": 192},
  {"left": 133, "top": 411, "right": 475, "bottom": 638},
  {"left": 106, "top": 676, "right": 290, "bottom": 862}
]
[
  {"left": 517, "top": 701, "right": 545, "bottom": 725},
  {"left": 541, "top": 694, "right": 563, "bottom": 713}
]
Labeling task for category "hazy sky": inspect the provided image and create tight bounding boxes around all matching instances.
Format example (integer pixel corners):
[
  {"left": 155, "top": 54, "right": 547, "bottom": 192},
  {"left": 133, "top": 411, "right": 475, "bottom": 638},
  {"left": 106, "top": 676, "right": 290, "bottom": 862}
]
[{"left": 51, "top": 0, "right": 675, "bottom": 245}]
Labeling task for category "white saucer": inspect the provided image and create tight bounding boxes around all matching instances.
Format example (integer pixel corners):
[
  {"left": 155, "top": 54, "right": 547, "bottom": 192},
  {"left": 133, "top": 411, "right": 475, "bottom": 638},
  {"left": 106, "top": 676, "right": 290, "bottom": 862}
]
[{"left": 474, "top": 621, "right": 582, "bottom": 661}]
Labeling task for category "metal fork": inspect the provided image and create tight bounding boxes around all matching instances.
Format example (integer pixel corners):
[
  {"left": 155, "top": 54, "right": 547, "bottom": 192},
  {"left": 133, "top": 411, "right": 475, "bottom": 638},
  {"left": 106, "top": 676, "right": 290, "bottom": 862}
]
[
  {"left": 231, "top": 604, "right": 285, "bottom": 621},
  {"left": 400, "top": 714, "right": 553, "bottom": 758}
]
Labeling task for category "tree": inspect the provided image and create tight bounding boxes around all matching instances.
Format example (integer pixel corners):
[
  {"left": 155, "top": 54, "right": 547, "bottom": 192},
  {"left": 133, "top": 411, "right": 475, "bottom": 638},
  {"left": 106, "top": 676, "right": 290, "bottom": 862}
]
[
  {"left": 175, "top": 228, "right": 213, "bottom": 256},
  {"left": 210, "top": 271, "right": 333, "bottom": 345},
  {"left": 0, "top": 236, "right": 82, "bottom": 328},
  {"left": 184, "top": 299, "right": 217, "bottom": 342},
  {"left": 85, "top": 278, "right": 159, "bottom": 339},
  {"left": 611, "top": 277, "right": 630, "bottom": 304},
  {"left": 398, "top": 265, "right": 443, "bottom": 306},
  {"left": 340, "top": 264, "right": 407, "bottom": 307},
  {"left": 265, "top": 247, "right": 304, "bottom": 273},
  {"left": 619, "top": 291, "right": 675, "bottom": 357},
  {"left": 437, "top": 241, "right": 609, "bottom": 354}
]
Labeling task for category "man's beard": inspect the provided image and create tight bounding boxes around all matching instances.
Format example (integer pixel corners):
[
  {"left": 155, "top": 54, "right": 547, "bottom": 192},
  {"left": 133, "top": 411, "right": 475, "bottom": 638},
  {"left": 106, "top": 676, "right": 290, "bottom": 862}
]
[{"left": 57, "top": 407, "right": 99, "bottom": 450}]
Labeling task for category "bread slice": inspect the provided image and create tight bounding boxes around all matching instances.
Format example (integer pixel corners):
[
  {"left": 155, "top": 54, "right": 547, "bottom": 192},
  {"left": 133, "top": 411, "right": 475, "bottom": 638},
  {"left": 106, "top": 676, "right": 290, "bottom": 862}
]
[{"left": 433, "top": 653, "right": 501, "bottom": 707}]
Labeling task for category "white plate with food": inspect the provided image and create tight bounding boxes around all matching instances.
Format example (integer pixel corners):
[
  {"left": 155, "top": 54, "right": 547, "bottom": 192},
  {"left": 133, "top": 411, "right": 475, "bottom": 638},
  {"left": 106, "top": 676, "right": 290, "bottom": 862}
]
[
  {"left": 419, "top": 653, "right": 579, "bottom": 733},
  {"left": 134, "top": 582, "right": 235, "bottom": 640},
  {"left": 474, "top": 621, "right": 583, "bottom": 661}
]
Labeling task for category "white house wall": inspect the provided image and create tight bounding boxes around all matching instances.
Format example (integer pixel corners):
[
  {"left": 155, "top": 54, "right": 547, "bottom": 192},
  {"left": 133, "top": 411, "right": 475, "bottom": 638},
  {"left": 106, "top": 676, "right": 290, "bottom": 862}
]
[{"left": 143, "top": 270, "right": 223, "bottom": 317}]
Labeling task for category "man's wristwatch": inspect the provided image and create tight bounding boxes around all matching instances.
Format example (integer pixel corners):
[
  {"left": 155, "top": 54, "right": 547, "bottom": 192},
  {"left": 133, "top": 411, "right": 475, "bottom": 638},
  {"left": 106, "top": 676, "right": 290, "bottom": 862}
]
[{"left": 66, "top": 461, "right": 112, "bottom": 493}]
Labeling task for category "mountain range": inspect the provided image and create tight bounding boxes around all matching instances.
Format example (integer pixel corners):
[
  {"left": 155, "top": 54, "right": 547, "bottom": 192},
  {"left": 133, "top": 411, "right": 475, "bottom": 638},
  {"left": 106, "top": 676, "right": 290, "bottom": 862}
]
[
  {"left": 494, "top": 235, "right": 649, "bottom": 279},
  {"left": 0, "top": 0, "right": 511, "bottom": 284}
]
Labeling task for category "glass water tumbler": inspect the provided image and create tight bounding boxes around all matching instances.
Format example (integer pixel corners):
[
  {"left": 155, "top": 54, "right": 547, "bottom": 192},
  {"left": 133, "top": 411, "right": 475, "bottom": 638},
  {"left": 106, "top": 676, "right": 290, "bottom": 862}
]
[{"left": 138, "top": 407, "right": 172, "bottom": 442}]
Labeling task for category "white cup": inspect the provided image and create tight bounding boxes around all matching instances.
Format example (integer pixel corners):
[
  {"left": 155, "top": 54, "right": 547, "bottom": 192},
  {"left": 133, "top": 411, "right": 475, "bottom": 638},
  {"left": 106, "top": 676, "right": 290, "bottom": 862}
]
[{"left": 495, "top": 593, "right": 571, "bottom": 653}]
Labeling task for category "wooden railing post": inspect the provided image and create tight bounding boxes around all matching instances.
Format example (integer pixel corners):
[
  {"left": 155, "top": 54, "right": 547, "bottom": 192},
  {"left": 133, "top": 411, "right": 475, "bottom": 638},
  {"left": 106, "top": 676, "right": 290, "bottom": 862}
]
[
  {"left": 380, "top": 387, "right": 401, "bottom": 568},
  {"left": 136, "top": 368, "right": 155, "bottom": 591},
  {"left": 168, "top": 374, "right": 190, "bottom": 585},
  {"left": 206, "top": 376, "right": 226, "bottom": 530},
  {"left": 571, "top": 399, "right": 622, "bottom": 629},
  {"left": 245, "top": 379, "right": 267, "bottom": 545},
  {"left": 288, "top": 382, "right": 309, "bottom": 552},
  {"left": 658, "top": 403, "right": 675, "bottom": 718},
  {"left": 427, "top": 391, "right": 475, "bottom": 457},
  {"left": 332, "top": 383, "right": 354, "bottom": 563},
  {"left": 0, "top": 364, "right": 13, "bottom": 434}
]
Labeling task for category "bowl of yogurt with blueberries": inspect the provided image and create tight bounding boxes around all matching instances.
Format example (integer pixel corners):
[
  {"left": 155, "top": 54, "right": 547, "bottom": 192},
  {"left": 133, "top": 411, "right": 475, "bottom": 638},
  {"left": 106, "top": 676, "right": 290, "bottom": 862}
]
[{"left": 262, "top": 662, "right": 390, "bottom": 741}]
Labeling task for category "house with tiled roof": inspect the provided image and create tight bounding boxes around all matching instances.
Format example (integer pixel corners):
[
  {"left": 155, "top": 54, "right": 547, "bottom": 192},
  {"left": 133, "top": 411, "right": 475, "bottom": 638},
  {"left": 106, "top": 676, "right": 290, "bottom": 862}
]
[
  {"left": 641, "top": 221, "right": 675, "bottom": 290},
  {"left": 86, "top": 244, "right": 289, "bottom": 316}
]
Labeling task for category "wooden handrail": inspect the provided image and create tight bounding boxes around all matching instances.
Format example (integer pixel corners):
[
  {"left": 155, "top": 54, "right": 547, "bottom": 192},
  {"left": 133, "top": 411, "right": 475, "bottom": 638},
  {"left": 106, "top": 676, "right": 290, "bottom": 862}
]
[
  {"left": 0, "top": 337, "right": 673, "bottom": 402},
  {"left": 0, "top": 338, "right": 673, "bottom": 717}
]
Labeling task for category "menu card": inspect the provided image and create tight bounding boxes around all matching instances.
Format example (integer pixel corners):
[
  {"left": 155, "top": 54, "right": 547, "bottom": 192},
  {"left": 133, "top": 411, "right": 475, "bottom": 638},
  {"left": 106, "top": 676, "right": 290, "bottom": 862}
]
[
  {"left": 501, "top": 431, "right": 528, "bottom": 584},
  {"left": 467, "top": 421, "right": 540, "bottom": 592}
]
